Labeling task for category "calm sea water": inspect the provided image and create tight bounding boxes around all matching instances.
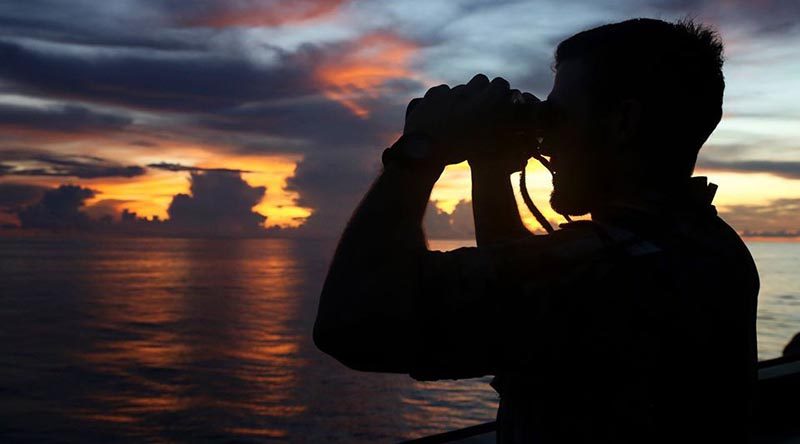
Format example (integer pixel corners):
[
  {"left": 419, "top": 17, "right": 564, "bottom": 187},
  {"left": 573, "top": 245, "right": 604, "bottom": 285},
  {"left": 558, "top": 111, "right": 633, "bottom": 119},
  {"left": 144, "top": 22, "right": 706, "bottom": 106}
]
[{"left": 0, "top": 236, "right": 797, "bottom": 443}]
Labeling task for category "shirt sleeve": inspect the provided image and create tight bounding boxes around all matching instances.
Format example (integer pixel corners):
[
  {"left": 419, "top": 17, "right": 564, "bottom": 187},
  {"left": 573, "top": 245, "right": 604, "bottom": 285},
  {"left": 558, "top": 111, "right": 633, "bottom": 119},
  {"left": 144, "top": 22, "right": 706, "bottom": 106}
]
[{"left": 408, "top": 222, "right": 626, "bottom": 381}]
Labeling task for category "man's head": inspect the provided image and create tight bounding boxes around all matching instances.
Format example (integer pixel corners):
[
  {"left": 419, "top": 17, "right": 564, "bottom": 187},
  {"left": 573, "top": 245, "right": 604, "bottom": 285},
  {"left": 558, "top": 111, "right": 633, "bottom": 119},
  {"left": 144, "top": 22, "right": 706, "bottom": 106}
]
[{"left": 542, "top": 18, "right": 725, "bottom": 216}]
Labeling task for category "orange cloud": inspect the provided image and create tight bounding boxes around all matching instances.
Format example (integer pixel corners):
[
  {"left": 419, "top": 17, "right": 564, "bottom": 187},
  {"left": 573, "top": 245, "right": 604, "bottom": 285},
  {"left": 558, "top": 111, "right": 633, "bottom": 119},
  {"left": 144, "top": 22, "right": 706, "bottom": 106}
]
[
  {"left": 83, "top": 170, "right": 190, "bottom": 220},
  {"left": 1, "top": 143, "right": 312, "bottom": 229},
  {"left": 316, "top": 33, "right": 420, "bottom": 118},
  {"left": 94, "top": 139, "right": 305, "bottom": 223},
  {"left": 187, "top": 0, "right": 347, "bottom": 28},
  {"left": 84, "top": 154, "right": 311, "bottom": 228}
]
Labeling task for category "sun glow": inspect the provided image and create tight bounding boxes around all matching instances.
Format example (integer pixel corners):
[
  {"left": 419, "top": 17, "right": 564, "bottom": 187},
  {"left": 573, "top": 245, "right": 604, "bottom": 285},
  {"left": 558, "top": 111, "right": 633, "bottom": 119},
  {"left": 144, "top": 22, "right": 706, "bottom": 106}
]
[
  {"left": 431, "top": 162, "right": 800, "bottom": 236},
  {"left": 18, "top": 152, "right": 314, "bottom": 229},
  {"left": 430, "top": 160, "right": 571, "bottom": 234}
]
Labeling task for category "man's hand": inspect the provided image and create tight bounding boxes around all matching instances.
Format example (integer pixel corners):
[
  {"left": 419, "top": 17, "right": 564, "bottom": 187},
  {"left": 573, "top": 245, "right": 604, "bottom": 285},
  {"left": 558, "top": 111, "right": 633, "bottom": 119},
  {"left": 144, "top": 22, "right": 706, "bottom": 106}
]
[
  {"left": 402, "top": 74, "right": 525, "bottom": 169},
  {"left": 467, "top": 90, "right": 542, "bottom": 176}
]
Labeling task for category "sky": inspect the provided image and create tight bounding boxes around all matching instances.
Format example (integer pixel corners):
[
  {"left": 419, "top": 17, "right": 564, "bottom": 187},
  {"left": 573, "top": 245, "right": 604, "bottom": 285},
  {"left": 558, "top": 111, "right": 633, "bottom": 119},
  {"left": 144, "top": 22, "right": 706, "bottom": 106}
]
[{"left": 0, "top": 0, "right": 798, "bottom": 238}]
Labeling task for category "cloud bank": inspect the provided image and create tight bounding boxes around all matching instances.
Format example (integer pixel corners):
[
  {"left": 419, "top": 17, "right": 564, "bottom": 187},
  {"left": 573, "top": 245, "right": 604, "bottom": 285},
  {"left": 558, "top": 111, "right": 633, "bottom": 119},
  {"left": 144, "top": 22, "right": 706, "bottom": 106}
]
[
  {"left": 9, "top": 171, "right": 270, "bottom": 237},
  {"left": 0, "top": 0, "right": 798, "bottom": 237}
]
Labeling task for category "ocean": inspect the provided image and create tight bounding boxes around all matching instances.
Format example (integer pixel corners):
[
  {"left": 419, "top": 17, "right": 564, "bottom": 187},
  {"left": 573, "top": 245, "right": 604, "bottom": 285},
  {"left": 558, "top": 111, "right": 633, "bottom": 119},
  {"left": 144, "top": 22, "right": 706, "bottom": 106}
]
[{"left": 0, "top": 236, "right": 797, "bottom": 443}]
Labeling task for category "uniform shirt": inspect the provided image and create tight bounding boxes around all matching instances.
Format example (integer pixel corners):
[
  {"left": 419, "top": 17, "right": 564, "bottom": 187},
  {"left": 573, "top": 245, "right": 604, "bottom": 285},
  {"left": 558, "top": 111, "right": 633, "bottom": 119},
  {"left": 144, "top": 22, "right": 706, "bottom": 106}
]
[{"left": 409, "top": 177, "right": 759, "bottom": 443}]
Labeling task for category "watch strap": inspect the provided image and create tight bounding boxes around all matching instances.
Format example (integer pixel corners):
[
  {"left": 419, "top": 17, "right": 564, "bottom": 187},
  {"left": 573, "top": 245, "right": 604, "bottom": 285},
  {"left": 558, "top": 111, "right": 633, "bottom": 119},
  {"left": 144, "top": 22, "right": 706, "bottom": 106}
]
[{"left": 382, "top": 133, "right": 436, "bottom": 170}]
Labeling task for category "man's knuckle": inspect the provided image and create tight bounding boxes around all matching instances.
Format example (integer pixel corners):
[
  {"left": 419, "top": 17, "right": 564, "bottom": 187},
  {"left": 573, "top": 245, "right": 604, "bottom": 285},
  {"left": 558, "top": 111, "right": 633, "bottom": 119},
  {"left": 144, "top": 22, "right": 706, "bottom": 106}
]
[
  {"left": 491, "top": 77, "right": 510, "bottom": 90},
  {"left": 470, "top": 73, "right": 489, "bottom": 84},
  {"left": 424, "top": 84, "right": 450, "bottom": 98},
  {"left": 406, "top": 97, "right": 423, "bottom": 117}
]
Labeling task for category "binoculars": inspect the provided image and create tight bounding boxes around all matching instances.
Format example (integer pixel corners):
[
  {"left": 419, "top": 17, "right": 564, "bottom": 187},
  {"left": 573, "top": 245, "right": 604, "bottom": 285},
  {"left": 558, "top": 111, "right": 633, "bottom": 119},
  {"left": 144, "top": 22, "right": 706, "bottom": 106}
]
[{"left": 509, "top": 92, "right": 555, "bottom": 158}]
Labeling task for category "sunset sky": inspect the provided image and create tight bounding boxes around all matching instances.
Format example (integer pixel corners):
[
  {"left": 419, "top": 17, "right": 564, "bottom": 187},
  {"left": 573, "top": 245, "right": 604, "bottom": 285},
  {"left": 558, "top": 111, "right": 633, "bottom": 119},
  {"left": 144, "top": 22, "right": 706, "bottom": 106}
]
[{"left": 0, "top": 0, "right": 798, "bottom": 237}]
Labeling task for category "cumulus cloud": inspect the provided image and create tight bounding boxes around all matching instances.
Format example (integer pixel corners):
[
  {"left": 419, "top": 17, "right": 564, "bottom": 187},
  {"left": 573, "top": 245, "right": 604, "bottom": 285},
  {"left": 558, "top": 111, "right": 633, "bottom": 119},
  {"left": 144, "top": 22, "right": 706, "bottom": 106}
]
[
  {"left": 7, "top": 170, "right": 269, "bottom": 237},
  {"left": 166, "top": 171, "right": 267, "bottom": 236},
  {"left": 0, "top": 182, "right": 49, "bottom": 226},
  {"left": 284, "top": 151, "right": 377, "bottom": 238},
  {"left": 424, "top": 199, "right": 475, "bottom": 239},
  {"left": 0, "top": 182, "right": 48, "bottom": 208},
  {"left": 82, "top": 199, "right": 133, "bottom": 221},
  {"left": 16, "top": 184, "right": 96, "bottom": 229},
  {"left": 424, "top": 201, "right": 457, "bottom": 239}
]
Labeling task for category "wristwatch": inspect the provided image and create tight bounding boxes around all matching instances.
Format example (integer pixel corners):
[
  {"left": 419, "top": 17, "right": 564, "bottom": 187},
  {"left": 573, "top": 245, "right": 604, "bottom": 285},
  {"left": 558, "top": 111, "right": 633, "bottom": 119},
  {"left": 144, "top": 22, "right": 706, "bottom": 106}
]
[{"left": 381, "top": 133, "right": 437, "bottom": 170}]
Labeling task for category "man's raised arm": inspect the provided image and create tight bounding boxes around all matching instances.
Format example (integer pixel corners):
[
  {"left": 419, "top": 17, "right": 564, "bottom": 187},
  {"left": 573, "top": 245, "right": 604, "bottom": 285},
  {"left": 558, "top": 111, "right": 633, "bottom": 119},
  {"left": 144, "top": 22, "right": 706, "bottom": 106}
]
[
  {"left": 312, "top": 150, "right": 443, "bottom": 372},
  {"left": 313, "top": 74, "right": 527, "bottom": 373}
]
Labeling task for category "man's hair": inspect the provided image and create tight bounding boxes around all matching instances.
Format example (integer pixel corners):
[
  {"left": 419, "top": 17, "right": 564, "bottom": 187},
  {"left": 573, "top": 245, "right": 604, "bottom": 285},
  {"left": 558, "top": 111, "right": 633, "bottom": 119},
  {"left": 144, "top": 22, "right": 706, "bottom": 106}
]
[{"left": 555, "top": 18, "right": 724, "bottom": 179}]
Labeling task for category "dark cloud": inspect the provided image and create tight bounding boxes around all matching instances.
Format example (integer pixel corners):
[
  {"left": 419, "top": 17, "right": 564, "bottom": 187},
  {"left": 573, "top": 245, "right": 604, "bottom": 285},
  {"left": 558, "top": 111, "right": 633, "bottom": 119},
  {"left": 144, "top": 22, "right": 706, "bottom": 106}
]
[
  {"left": 166, "top": 171, "right": 267, "bottom": 236},
  {"left": 147, "top": 162, "right": 252, "bottom": 174},
  {"left": 0, "top": 34, "right": 420, "bottom": 160},
  {"left": 83, "top": 198, "right": 132, "bottom": 221},
  {"left": 0, "top": 39, "right": 316, "bottom": 113},
  {"left": 0, "top": 103, "right": 132, "bottom": 133},
  {"left": 199, "top": 92, "right": 414, "bottom": 152},
  {"left": 7, "top": 170, "right": 270, "bottom": 236},
  {"left": 171, "top": 0, "right": 348, "bottom": 28},
  {"left": 284, "top": 151, "right": 378, "bottom": 238},
  {"left": 423, "top": 199, "right": 475, "bottom": 239},
  {"left": 0, "top": 15, "right": 425, "bottom": 151},
  {"left": 697, "top": 159, "right": 800, "bottom": 180},
  {"left": 1, "top": 150, "right": 146, "bottom": 179},
  {"left": 718, "top": 198, "right": 800, "bottom": 236},
  {"left": 0, "top": 1, "right": 214, "bottom": 51},
  {"left": 424, "top": 201, "right": 456, "bottom": 238},
  {"left": 698, "top": 142, "right": 761, "bottom": 160},
  {"left": 16, "top": 184, "right": 96, "bottom": 229},
  {"left": 0, "top": 4, "right": 426, "bottom": 235},
  {"left": 1, "top": 0, "right": 797, "bottom": 240},
  {"left": 0, "top": 182, "right": 48, "bottom": 210}
]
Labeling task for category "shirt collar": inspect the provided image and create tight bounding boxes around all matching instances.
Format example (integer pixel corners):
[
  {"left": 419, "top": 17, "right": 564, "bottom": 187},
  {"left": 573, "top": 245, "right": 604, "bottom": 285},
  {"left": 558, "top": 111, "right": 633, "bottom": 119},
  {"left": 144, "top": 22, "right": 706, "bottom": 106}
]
[{"left": 590, "top": 176, "right": 718, "bottom": 227}]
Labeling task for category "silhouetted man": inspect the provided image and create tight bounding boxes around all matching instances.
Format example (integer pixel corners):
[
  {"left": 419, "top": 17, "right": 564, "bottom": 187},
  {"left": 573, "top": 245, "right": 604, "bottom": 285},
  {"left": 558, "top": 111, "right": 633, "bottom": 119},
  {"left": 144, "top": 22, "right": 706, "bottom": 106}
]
[{"left": 314, "top": 18, "right": 759, "bottom": 443}]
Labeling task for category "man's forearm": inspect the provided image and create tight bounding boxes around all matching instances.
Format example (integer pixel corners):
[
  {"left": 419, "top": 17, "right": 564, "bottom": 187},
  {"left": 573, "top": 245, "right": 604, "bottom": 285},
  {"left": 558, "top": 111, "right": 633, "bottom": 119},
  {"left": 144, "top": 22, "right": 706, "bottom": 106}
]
[
  {"left": 470, "top": 163, "right": 532, "bottom": 246},
  {"left": 337, "top": 165, "right": 442, "bottom": 254},
  {"left": 314, "top": 160, "right": 443, "bottom": 370}
]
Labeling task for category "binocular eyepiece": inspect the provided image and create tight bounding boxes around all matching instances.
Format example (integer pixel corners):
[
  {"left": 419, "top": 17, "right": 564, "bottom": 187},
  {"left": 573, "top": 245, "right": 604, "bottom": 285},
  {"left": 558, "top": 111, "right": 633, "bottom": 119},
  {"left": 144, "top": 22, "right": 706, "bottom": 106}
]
[{"left": 509, "top": 93, "right": 554, "bottom": 157}]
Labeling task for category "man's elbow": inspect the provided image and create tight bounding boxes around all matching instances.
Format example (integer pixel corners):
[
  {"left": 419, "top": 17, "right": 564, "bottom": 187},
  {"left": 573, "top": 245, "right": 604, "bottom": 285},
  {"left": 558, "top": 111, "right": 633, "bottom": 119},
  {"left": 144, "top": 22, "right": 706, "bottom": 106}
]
[
  {"left": 312, "top": 318, "right": 345, "bottom": 362},
  {"left": 314, "top": 263, "right": 417, "bottom": 373},
  {"left": 313, "top": 316, "right": 408, "bottom": 373}
]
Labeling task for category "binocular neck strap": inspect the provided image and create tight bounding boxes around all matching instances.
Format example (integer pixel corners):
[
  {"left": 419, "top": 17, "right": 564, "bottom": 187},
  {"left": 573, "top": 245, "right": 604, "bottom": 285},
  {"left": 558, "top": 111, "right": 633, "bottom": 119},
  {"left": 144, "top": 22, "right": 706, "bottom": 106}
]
[{"left": 519, "top": 154, "right": 572, "bottom": 235}]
